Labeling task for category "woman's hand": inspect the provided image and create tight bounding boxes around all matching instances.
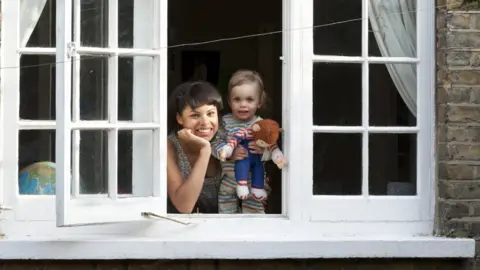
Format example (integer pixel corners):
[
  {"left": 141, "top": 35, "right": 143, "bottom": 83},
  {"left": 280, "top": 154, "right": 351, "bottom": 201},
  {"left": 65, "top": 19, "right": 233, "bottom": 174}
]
[
  {"left": 248, "top": 141, "right": 265, "bottom": 154},
  {"left": 177, "top": 128, "right": 211, "bottom": 151},
  {"left": 228, "top": 145, "right": 249, "bottom": 161}
]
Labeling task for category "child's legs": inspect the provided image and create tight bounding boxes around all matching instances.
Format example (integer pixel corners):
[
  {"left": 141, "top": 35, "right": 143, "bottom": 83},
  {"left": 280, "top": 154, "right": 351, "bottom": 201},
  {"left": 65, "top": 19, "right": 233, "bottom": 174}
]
[{"left": 218, "top": 175, "right": 240, "bottom": 213}]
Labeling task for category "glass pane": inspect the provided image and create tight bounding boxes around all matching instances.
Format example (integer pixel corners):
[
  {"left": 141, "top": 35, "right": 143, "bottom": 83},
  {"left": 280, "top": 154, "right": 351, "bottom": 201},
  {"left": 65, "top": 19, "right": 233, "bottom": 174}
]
[
  {"left": 314, "top": 0, "right": 361, "bottom": 56},
  {"left": 80, "top": 0, "right": 108, "bottom": 47},
  {"left": 313, "top": 63, "right": 361, "bottom": 126},
  {"left": 118, "top": 130, "right": 154, "bottom": 196},
  {"left": 369, "top": 0, "right": 417, "bottom": 57},
  {"left": 24, "top": 0, "right": 56, "bottom": 47},
  {"left": 118, "top": 0, "right": 133, "bottom": 48},
  {"left": 369, "top": 64, "right": 416, "bottom": 126},
  {"left": 80, "top": 130, "right": 108, "bottom": 194},
  {"left": 20, "top": 55, "right": 56, "bottom": 120},
  {"left": 79, "top": 56, "right": 108, "bottom": 120},
  {"left": 118, "top": 0, "right": 155, "bottom": 49},
  {"left": 18, "top": 130, "right": 56, "bottom": 195},
  {"left": 118, "top": 56, "right": 154, "bottom": 121},
  {"left": 369, "top": 134, "right": 417, "bottom": 195},
  {"left": 313, "top": 133, "right": 362, "bottom": 195}
]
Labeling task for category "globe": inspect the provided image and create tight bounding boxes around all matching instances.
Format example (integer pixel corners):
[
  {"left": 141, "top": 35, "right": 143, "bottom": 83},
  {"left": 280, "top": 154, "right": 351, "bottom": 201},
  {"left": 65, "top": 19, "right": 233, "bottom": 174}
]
[{"left": 19, "top": 161, "right": 56, "bottom": 195}]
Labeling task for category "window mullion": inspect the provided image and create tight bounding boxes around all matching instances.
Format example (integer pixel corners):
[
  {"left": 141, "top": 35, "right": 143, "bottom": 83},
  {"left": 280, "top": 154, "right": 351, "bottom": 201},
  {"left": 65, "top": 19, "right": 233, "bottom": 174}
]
[
  {"left": 55, "top": 0, "right": 73, "bottom": 226},
  {"left": 107, "top": 0, "right": 119, "bottom": 200},
  {"left": 417, "top": 0, "right": 435, "bottom": 220},
  {"left": 361, "top": 0, "right": 370, "bottom": 197},
  {"left": 71, "top": 0, "right": 82, "bottom": 196},
  {"left": 153, "top": 0, "right": 167, "bottom": 199}
]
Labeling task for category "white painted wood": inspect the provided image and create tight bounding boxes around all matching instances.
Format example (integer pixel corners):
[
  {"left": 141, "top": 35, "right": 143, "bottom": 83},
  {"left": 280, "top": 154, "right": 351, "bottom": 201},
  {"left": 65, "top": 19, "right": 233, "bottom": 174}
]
[
  {"left": 361, "top": 0, "right": 370, "bottom": 197},
  {"left": 152, "top": 0, "right": 168, "bottom": 198},
  {"left": 417, "top": 0, "right": 436, "bottom": 221},
  {"left": 304, "top": 0, "right": 435, "bottom": 222},
  {"left": 17, "top": 47, "right": 56, "bottom": 55},
  {"left": 71, "top": 0, "right": 81, "bottom": 197},
  {"left": 1, "top": 0, "right": 440, "bottom": 253},
  {"left": 282, "top": 0, "right": 310, "bottom": 220},
  {"left": 55, "top": 0, "right": 73, "bottom": 227},
  {"left": 0, "top": 235, "right": 474, "bottom": 259},
  {"left": 17, "top": 121, "right": 160, "bottom": 130},
  {"left": 312, "top": 55, "right": 419, "bottom": 64},
  {"left": 3, "top": 207, "right": 437, "bottom": 234},
  {"left": 1, "top": 0, "right": 21, "bottom": 217},
  {"left": 312, "top": 126, "right": 419, "bottom": 133},
  {"left": 72, "top": 121, "right": 160, "bottom": 130},
  {"left": 132, "top": 0, "right": 154, "bottom": 197},
  {"left": 76, "top": 47, "right": 161, "bottom": 56},
  {"left": 52, "top": 0, "right": 167, "bottom": 226},
  {"left": 107, "top": 0, "right": 119, "bottom": 200}
]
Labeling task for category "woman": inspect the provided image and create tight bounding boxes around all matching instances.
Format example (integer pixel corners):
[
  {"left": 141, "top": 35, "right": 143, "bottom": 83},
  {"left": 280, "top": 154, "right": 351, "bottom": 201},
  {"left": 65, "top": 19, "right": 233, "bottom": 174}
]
[{"left": 167, "top": 81, "right": 223, "bottom": 213}]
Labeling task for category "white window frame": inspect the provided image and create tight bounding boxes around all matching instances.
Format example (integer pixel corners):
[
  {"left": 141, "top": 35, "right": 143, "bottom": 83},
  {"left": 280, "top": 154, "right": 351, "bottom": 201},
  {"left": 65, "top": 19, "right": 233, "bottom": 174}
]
[
  {"left": 300, "top": 0, "right": 434, "bottom": 224},
  {"left": 0, "top": 0, "right": 474, "bottom": 260}
]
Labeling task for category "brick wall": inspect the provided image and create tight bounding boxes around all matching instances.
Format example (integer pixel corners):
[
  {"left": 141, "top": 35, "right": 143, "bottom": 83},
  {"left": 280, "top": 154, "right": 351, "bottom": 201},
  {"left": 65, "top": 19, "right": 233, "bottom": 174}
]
[{"left": 436, "top": 0, "right": 480, "bottom": 268}]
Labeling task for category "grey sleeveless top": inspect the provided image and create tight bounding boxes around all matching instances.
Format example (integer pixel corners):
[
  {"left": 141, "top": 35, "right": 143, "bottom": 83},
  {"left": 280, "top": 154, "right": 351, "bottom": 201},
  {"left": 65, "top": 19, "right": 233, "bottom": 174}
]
[{"left": 167, "top": 133, "right": 221, "bottom": 213}]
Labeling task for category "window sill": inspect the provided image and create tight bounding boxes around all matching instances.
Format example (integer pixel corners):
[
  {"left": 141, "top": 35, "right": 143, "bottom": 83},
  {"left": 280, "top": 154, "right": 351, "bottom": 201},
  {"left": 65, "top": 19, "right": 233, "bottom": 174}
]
[{"left": 0, "top": 235, "right": 474, "bottom": 259}]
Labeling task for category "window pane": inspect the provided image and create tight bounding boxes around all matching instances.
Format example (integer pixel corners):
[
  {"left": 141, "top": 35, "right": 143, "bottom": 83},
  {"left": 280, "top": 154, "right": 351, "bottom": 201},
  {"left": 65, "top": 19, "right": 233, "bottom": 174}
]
[
  {"left": 369, "top": 0, "right": 417, "bottom": 57},
  {"left": 314, "top": 0, "right": 361, "bottom": 56},
  {"left": 79, "top": 56, "right": 108, "bottom": 120},
  {"left": 369, "top": 64, "right": 416, "bottom": 126},
  {"left": 18, "top": 130, "right": 56, "bottom": 195},
  {"left": 24, "top": 0, "right": 56, "bottom": 47},
  {"left": 80, "top": 0, "right": 108, "bottom": 47},
  {"left": 118, "top": 0, "right": 133, "bottom": 48},
  {"left": 313, "top": 133, "right": 362, "bottom": 195},
  {"left": 369, "top": 134, "right": 417, "bottom": 195},
  {"left": 118, "top": 56, "right": 154, "bottom": 122},
  {"left": 79, "top": 130, "right": 108, "bottom": 194},
  {"left": 313, "top": 63, "right": 361, "bottom": 126},
  {"left": 20, "top": 55, "right": 56, "bottom": 120},
  {"left": 118, "top": 130, "right": 154, "bottom": 197}
]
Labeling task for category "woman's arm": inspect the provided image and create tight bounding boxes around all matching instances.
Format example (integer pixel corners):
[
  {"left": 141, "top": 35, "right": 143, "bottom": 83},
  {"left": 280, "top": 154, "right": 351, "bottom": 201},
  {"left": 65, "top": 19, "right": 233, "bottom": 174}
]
[{"left": 167, "top": 140, "right": 211, "bottom": 213}]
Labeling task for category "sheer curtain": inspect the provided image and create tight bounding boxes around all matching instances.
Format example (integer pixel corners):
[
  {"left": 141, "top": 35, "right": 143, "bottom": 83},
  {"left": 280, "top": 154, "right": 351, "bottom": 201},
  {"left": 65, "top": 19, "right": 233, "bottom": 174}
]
[
  {"left": 369, "top": 0, "right": 417, "bottom": 116},
  {"left": 20, "top": 0, "right": 48, "bottom": 47}
]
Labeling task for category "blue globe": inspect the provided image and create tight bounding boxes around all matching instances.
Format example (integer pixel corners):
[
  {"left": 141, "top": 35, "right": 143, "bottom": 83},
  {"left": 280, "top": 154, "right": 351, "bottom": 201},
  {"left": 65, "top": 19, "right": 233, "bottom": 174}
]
[{"left": 19, "top": 161, "right": 56, "bottom": 195}]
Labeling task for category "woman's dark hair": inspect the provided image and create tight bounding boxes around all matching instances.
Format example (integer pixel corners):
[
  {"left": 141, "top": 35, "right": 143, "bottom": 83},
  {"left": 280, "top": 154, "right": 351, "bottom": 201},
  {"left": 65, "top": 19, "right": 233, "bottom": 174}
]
[{"left": 167, "top": 81, "right": 224, "bottom": 133}]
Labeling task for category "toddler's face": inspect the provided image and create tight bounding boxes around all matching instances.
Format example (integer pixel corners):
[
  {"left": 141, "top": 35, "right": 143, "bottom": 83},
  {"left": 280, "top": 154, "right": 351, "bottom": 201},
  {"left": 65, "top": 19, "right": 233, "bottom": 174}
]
[{"left": 228, "top": 83, "right": 262, "bottom": 122}]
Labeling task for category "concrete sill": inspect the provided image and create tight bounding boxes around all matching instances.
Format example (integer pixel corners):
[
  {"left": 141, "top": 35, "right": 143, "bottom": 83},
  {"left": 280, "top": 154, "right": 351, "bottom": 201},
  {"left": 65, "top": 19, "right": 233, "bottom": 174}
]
[{"left": 0, "top": 235, "right": 475, "bottom": 259}]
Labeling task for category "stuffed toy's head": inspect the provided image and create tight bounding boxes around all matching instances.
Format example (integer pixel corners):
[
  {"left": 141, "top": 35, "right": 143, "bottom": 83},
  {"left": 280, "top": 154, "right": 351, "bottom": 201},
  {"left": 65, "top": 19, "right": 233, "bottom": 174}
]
[{"left": 252, "top": 119, "right": 280, "bottom": 148}]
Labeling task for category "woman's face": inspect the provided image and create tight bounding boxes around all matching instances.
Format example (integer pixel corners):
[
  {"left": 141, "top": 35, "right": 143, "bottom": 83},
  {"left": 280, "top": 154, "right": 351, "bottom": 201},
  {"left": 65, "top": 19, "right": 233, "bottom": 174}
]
[{"left": 176, "top": 104, "right": 219, "bottom": 141}]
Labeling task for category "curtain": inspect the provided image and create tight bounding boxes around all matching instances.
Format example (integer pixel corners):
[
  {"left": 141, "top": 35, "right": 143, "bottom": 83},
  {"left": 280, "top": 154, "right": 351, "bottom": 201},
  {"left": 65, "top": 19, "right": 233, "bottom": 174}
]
[
  {"left": 20, "top": 0, "right": 48, "bottom": 47},
  {"left": 369, "top": 0, "right": 417, "bottom": 116}
]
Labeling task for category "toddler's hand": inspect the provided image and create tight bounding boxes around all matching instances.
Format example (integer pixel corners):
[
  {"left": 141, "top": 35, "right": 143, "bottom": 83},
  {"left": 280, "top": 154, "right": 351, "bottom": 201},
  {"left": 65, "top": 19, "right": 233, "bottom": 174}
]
[
  {"left": 229, "top": 145, "right": 248, "bottom": 161},
  {"left": 219, "top": 145, "right": 234, "bottom": 161}
]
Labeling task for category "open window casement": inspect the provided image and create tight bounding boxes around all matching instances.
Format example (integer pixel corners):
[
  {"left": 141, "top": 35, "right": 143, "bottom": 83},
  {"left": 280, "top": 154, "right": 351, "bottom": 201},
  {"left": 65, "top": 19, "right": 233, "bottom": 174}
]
[
  {"left": 55, "top": 0, "right": 168, "bottom": 226},
  {"left": 296, "top": 0, "right": 435, "bottom": 227}
]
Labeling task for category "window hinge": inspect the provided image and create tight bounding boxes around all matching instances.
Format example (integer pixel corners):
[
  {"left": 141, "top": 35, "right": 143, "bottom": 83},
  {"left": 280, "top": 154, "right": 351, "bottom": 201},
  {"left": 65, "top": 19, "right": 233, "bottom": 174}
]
[{"left": 66, "top": 42, "right": 76, "bottom": 59}]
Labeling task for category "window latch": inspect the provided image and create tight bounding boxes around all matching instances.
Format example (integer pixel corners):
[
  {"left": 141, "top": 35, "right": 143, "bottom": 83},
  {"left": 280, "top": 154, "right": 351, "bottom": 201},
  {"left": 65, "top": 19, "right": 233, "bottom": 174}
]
[{"left": 66, "top": 42, "right": 76, "bottom": 59}]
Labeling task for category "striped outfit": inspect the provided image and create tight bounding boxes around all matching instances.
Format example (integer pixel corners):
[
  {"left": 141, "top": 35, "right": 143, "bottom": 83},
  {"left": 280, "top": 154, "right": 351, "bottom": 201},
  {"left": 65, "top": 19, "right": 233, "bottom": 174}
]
[{"left": 211, "top": 114, "right": 273, "bottom": 214}]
